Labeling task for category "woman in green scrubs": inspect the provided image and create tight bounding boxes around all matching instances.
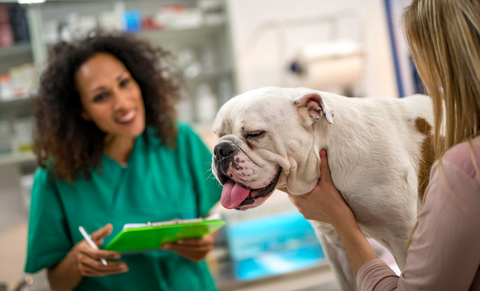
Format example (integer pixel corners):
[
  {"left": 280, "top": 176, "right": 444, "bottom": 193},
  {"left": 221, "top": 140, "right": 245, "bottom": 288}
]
[{"left": 24, "top": 32, "right": 222, "bottom": 291}]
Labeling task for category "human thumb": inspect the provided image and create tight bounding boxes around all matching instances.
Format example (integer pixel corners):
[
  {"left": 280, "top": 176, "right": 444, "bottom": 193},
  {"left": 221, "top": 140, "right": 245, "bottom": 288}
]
[
  {"left": 319, "top": 149, "right": 331, "bottom": 183},
  {"left": 91, "top": 224, "right": 113, "bottom": 242}
]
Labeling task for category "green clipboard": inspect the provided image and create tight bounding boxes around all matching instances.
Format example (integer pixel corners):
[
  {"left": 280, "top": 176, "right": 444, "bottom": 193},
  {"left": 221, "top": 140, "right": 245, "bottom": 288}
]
[{"left": 105, "top": 217, "right": 226, "bottom": 254}]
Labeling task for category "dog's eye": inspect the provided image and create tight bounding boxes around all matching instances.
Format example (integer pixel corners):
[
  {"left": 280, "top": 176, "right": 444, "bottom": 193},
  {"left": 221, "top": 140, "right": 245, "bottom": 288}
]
[{"left": 246, "top": 131, "right": 266, "bottom": 139}]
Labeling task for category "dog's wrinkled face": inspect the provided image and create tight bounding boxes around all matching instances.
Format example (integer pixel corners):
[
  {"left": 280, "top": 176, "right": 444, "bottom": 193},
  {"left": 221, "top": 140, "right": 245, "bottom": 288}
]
[{"left": 212, "top": 87, "right": 334, "bottom": 211}]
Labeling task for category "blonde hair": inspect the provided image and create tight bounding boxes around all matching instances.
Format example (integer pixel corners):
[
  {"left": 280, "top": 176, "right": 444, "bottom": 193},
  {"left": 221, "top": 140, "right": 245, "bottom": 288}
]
[
  {"left": 403, "top": 0, "right": 480, "bottom": 247},
  {"left": 403, "top": 0, "right": 480, "bottom": 157}
]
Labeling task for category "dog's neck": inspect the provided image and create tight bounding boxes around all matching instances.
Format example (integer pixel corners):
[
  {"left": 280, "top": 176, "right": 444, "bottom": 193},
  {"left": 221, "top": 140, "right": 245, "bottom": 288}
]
[
  {"left": 281, "top": 93, "right": 377, "bottom": 195},
  {"left": 312, "top": 94, "right": 379, "bottom": 190}
]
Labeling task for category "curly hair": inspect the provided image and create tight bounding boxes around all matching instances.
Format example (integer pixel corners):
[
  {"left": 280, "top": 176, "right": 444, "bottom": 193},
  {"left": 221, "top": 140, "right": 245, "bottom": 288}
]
[{"left": 34, "top": 31, "right": 181, "bottom": 181}]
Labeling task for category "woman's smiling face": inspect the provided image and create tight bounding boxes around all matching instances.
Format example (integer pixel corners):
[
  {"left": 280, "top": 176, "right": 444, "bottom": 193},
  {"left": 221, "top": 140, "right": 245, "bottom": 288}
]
[{"left": 75, "top": 52, "right": 145, "bottom": 139}]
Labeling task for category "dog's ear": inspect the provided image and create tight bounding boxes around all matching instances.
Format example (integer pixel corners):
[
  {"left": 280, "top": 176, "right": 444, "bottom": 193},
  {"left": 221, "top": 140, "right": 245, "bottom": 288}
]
[{"left": 294, "top": 93, "right": 334, "bottom": 125}]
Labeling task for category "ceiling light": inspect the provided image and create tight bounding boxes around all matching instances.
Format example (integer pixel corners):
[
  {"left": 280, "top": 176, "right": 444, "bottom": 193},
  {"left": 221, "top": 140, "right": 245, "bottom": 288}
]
[{"left": 18, "top": 0, "right": 46, "bottom": 4}]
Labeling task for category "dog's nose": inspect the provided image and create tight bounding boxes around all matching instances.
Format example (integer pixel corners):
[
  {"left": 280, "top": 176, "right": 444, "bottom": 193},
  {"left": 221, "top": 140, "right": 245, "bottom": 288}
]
[{"left": 214, "top": 143, "right": 234, "bottom": 159}]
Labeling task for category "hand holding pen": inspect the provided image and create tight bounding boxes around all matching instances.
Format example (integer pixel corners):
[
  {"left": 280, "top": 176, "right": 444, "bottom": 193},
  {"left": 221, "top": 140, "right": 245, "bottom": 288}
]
[
  {"left": 79, "top": 226, "right": 108, "bottom": 266},
  {"left": 74, "top": 224, "right": 129, "bottom": 277}
]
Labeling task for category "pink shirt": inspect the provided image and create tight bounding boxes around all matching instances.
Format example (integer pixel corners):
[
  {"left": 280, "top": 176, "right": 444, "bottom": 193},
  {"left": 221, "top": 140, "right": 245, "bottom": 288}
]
[{"left": 357, "top": 136, "right": 480, "bottom": 290}]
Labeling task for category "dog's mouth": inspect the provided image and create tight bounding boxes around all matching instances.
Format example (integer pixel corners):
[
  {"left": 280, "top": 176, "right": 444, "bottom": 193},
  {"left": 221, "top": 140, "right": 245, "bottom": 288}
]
[{"left": 220, "top": 168, "right": 282, "bottom": 210}]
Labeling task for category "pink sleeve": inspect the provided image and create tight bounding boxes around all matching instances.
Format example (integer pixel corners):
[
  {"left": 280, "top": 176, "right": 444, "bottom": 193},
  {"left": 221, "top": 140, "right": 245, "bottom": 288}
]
[
  {"left": 357, "top": 259, "right": 399, "bottom": 290},
  {"left": 357, "top": 159, "right": 480, "bottom": 291}
]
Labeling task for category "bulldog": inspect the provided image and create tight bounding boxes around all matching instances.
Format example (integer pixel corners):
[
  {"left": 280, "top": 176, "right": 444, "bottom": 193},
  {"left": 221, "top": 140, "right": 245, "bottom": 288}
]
[{"left": 211, "top": 87, "right": 434, "bottom": 291}]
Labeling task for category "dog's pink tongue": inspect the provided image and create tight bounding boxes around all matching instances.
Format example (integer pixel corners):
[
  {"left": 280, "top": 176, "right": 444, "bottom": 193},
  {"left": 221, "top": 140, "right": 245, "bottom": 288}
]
[{"left": 221, "top": 180, "right": 251, "bottom": 209}]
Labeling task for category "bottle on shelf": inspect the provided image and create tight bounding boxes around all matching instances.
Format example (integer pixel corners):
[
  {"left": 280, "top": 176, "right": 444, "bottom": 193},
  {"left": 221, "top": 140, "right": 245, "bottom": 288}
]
[
  {"left": 0, "top": 4, "right": 14, "bottom": 47},
  {"left": 195, "top": 83, "right": 217, "bottom": 124},
  {"left": 11, "top": 117, "right": 33, "bottom": 154},
  {"left": 7, "top": 3, "right": 29, "bottom": 44},
  {"left": 0, "top": 74, "right": 14, "bottom": 101}
]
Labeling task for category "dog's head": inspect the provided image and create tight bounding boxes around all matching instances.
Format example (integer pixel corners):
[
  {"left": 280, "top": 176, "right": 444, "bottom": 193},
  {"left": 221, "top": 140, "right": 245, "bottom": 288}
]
[{"left": 212, "top": 87, "right": 334, "bottom": 210}]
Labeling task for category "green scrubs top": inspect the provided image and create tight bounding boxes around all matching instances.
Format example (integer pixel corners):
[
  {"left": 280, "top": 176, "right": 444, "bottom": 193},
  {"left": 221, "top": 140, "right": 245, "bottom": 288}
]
[{"left": 25, "top": 123, "right": 222, "bottom": 291}]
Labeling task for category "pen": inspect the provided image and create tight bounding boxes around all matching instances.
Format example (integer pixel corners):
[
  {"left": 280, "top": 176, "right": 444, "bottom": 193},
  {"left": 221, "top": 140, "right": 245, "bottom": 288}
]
[{"left": 79, "top": 226, "right": 108, "bottom": 266}]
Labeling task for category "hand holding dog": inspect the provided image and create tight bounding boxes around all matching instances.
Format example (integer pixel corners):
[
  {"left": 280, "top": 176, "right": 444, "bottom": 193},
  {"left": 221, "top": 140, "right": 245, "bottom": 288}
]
[{"left": 287, "top": 150, "right": 355, "bottom": 227}]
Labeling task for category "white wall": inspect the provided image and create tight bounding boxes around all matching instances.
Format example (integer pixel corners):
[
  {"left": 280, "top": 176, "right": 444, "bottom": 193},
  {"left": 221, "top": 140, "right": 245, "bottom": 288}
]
[{"left": 226, "top": 0, "right": 398, "bottom": 98}]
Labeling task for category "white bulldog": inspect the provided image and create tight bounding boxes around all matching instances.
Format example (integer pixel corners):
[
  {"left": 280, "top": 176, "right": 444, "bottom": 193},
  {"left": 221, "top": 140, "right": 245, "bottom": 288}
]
[{"left": 212, "top": 87, "right": 434, "bottom": 291}]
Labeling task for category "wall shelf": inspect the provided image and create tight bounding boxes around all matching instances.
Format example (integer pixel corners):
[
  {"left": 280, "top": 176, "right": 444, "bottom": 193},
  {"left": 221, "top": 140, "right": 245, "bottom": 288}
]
[
  {"left": 139, "top": 23, "right": 226, "bottom": 39},
  {"left": 0, "top": 95, "right": 35, "bottom": 105},
  {"left": 0, "top": 42, "right": 32, "bottom": 58},
  {"left": 0, "top": 95, "right": 35, "bottom": 117},
  {"left": 0, "top": 151, "right": 35, "bottom": 167},
  {"left": 0, "top": 0, "right": 237, "bottom": 167}
]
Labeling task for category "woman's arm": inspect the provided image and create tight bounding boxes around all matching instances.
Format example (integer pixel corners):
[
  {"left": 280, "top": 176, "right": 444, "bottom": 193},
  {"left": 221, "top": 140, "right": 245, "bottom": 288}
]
[
  {"left": 47, "top": 247, "right": 83, "bottom": 291},
  {"left": 288, "top": 150, "right": 480, "bottom": 290},
  {"left": 329, "top": 210, "right": 379, "bottom": 275},
  {"left": 287, "top": 150, "right": 378, "bottom": 275},
  {"left": 47, "top": 224, "right": 127, "bottom": 291}
]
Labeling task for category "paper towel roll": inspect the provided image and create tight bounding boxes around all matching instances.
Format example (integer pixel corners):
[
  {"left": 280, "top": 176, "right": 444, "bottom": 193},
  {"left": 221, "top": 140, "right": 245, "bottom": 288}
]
[
  {"left": 291, "top": 40, "right": 365, "bottom": 90},
  {"left": 305, "top": 53, "right": 364, "bottom": 89}
]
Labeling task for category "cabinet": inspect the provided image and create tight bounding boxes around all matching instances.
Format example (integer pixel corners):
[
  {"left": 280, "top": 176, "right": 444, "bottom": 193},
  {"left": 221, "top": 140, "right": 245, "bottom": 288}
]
[
  {"left": 0, "top": 0, "right": 237, "bottom": 167},
  {"left": 0, "top": 2, "right": 237, "bottom": 289}
]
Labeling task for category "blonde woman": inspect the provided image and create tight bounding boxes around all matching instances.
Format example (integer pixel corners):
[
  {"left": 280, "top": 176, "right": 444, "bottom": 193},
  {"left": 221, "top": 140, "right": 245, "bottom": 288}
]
[{"left": 289, "top": 0, "right": 480, "bottom": 290}]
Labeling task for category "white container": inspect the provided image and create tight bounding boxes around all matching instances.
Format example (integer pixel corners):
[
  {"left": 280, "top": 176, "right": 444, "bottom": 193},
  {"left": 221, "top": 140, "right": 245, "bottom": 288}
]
[
  {"left": 99, "top": 6, "right": 123, "bottom": 31},
  {"left": 195, "top": 84, "right": 217, "bottom": 123},
  {"left": 43, "top": 20, "right": 59, "bottom": 44},
  {"left": 9, "top": 66, "right": 27, "bottom": 98},
  {"left": 0, "top": 74, "right": 14, "bottom": 101},
  {"left": 11, "top": 117, "right": 33, "bottom": 153},
  {"left": 170, "top": 8, "right": 203, "bottom": 29},
  {"left": 79, "top": 15, "right": 98, "bottom": 37},
  {"left": 198, "top": 0, "right": 225, "bottom": 26},
  {"left": 23, "top": 63, "right": 37, "bottom": 96}
]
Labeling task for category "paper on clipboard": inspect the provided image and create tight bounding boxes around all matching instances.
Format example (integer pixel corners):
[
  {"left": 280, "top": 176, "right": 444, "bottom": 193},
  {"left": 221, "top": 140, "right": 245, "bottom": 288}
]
[{"left": 122, "top": 213, "right": 222, "bottom": 230}]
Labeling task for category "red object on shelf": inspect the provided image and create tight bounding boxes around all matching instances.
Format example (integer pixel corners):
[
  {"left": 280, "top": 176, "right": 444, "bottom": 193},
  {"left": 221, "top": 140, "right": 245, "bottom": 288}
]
[
  {"left": 159, "top": 4, "right": 186, "bottom": 14},
  {"left": 0, "top": 5, "right": 14, "bottom": 47},
  {"left": 141, "top": 16, "right": 164, "bottom": 31}
]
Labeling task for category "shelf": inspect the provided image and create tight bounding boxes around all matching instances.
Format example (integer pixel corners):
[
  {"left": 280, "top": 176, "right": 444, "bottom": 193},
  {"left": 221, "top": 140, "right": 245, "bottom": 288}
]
[
  {"left": 184, "top": 67, "right": 232, "bottom": 83},
  {"left": 0, "top": 96, "right": 35, "bottom": 115},
  {"left": 0, "top": 42, "right": 32, "bottom": 58},
  {"left": 0, "top": 151, "right": 35, "bottom": 167},
  {"left": 0, "top": 124, "right": 214, "bottom": 166},
  {"left": 0, "top": 95, "right": 35, "bottom": 105},
  {"left": 43, "top": 23, "right": 227, "bottom": 50},
  {"left": 139, "top": 23, "right": 226, "bottom": 39}
]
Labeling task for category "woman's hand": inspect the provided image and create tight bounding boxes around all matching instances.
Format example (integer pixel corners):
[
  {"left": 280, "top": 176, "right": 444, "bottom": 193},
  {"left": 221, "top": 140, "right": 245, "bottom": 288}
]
[
  {"left": 161, "top": 232, "right": 217, "bottom": 262},
  {"left": 72, "top": 224, "right": 128, "bottom": 277},
  {"left": 285, "top": 150, "right": 380, "bottom": 275},
  {"left": 287, "top": 149, "right": 354, "bottom": 226}
]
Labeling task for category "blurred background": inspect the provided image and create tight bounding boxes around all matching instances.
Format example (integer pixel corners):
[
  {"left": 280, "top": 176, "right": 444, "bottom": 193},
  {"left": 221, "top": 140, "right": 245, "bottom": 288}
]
[{"left": 0, "top": 0, "right": 421, "bottom": 290}]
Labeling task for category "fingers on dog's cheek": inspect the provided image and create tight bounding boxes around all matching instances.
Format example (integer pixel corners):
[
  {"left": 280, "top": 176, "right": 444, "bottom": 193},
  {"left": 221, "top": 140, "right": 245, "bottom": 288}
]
[{"left": 320, "top": 149, "right": 327, "bottom": 159}]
